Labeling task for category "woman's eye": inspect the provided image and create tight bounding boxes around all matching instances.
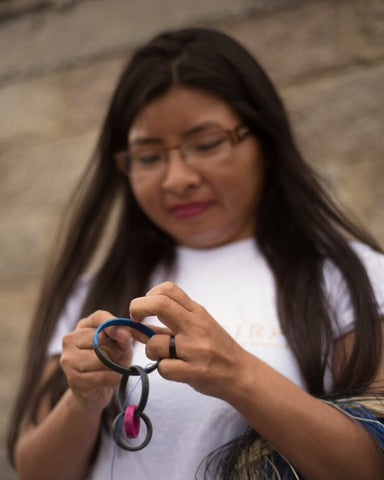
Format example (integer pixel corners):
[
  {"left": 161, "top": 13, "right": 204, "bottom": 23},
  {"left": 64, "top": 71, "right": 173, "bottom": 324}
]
[
  {"left": 133, "top": 152, "right": 162, "bottom": 165},
  {"left": 193, "top": 136, "right": 225, "bottom": 153}
]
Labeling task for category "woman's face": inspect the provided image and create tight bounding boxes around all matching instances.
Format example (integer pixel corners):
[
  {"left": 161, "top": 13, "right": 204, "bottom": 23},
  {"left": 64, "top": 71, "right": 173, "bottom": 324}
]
[{"left": 127, "top": 86, "right": 264, "bottom": 248}]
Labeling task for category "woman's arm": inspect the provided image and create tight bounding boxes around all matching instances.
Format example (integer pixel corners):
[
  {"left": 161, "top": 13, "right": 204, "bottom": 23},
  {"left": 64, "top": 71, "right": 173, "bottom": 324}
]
[
  {"left": 15, "top": 311, "right": 133, "bottom": 480},
  {"left": 225, "top": 328, "right": 384, "bottom": 480},
  {"left": 135, "top": 281, "right": 384, "bottom": 480},
  {"left": 15, "top": 376, "right": 103, "bottom": 480}
]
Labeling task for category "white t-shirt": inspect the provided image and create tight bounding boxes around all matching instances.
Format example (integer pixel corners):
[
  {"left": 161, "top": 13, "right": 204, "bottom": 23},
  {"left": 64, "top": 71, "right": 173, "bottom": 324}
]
[{"left": 47, "top": 239, "right": 384, "bottom": 479}]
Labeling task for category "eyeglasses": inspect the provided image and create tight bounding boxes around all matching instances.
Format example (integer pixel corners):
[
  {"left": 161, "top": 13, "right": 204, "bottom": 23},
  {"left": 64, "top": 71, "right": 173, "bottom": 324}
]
[{"left": 114, "top": 124, "right": 251, "bottom": 180}]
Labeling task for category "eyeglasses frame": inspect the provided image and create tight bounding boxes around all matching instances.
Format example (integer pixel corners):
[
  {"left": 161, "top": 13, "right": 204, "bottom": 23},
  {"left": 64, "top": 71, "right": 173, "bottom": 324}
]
[{"left": 114, "top": 123, "right": 251, "bottom": 177}]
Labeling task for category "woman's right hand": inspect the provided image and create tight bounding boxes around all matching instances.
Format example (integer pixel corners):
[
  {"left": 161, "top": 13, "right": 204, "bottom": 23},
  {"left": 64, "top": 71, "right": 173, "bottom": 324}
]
[{"left": 60, "top": 310, "right": 134, "bottom": 412}]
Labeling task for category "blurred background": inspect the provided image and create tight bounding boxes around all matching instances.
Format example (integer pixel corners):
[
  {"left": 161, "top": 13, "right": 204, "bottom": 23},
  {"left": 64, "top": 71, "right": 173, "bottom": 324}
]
[{"left": 0, "top": 0, "right": 383, "bottom": 478}]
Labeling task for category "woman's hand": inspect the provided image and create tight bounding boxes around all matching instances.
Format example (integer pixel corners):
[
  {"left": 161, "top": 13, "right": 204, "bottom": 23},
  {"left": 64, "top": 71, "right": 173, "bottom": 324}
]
[
  {"left": 129, "top": 281, "right": 249, "bottom": 400},
  {"left": 60, "top": 310, "right": 134, "bottom": 412}
]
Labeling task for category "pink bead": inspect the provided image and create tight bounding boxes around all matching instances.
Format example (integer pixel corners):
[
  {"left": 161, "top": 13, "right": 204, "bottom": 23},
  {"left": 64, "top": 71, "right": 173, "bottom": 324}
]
[{"left": 124, "top": 405, "right": 140, "bottom": 438}]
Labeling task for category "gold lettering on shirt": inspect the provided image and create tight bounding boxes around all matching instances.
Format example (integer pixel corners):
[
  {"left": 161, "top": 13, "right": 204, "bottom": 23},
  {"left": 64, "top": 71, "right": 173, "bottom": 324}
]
[{"left": 233, "top": 322, "right": 286, "bottom": 349}]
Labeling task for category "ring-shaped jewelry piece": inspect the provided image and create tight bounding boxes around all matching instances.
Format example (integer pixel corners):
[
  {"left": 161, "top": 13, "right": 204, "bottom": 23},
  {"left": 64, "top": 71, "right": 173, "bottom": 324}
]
[
  {"left": 93, "top": 318, "right": 159, "bottom": 375},
  {"left": 111, "top": 365, "right": 153, "bottom": 450},
  {"left": 112, "top": 410, "right": 153, "bottom": 451},
  {"left": 169, "top": 334, "right": 177, "bottom": 359},
  {"left": 124, "top": 405, "right": 140, "bottom": 438},
  {"left": 118, "top": 367, "right": 149, "bottom": 415}
]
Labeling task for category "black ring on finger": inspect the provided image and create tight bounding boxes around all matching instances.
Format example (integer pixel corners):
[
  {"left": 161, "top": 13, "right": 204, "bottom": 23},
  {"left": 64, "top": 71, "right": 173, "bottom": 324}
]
[{"left": 169, "top": 335, "right": 177, "bottom": 359}]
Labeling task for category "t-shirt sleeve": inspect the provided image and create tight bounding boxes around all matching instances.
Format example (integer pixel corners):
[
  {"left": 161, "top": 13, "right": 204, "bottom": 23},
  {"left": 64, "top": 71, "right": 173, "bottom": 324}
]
[
  {"left": 323, "top": 242, "right": 384, "bottom": 339},
  {"left": 46, "top": 276, "right": 91, "bottom": 357}
]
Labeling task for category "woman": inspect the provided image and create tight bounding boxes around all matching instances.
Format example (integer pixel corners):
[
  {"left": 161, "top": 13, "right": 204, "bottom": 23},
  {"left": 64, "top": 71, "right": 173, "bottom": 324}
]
[{"left": 8, "top": 27, "right": 384, "bottom": 479}]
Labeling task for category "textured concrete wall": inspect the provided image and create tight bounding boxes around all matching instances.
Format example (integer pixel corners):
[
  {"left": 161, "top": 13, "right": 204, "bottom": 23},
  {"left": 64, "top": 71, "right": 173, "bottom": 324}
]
[{"left": 1, "top": 1, "right": 383, "bottom": 477}]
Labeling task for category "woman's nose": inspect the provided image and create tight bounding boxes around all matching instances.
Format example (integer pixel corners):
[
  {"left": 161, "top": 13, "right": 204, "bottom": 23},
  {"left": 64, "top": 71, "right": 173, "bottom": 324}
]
[{"left": 161, "top": 151, "right": 201, "bottom": 194}]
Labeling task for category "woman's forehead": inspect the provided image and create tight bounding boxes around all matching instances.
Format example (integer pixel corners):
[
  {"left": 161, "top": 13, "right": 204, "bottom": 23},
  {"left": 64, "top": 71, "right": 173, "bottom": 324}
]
[{"left": 128, "top": 86, "right": 239, "bottom": 142}]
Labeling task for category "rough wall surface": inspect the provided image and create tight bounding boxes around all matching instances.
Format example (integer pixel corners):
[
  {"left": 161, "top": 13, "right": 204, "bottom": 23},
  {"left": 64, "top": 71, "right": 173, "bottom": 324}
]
[{"left": 1, "top": 1, "right": 383, "bottom": 477}]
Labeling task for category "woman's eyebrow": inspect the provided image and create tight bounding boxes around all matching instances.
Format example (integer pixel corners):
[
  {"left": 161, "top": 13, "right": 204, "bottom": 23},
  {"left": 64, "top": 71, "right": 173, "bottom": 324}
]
[
  {"left": 129, "top": 122, "right": 224, "bottom": 146},
  {"left": 183, "top": 122, "right": 223, "bottom": 137},
  {"left": 129, "top": 136, "right": 162, "bottom": 147}
]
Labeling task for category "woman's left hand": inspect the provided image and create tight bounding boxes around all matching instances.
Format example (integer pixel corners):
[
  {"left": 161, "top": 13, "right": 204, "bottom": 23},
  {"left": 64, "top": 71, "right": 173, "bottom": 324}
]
[{"left": 129, "top": 281, "right": 249, "bottom": 400}]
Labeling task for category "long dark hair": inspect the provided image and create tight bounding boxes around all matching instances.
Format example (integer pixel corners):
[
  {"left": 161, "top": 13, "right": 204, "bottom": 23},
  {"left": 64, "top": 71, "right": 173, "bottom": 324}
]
[{"left": 8, "top": 27, "right": 383, "bottom": 469}]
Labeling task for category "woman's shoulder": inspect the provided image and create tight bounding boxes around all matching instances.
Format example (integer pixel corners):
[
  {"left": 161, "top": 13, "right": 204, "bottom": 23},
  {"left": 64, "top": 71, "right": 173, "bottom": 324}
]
[
  {"left": 323, "top": 241, "right": 384, "bottom": 336},
  {"left": 350, "top": 241, "right": 384, "bottom": 266},
  {"left": 351, "top": 241, "right": 384, "bottom": 305},
  {"left": 324, "top": 241, "right": 384, "bottom": 284}
]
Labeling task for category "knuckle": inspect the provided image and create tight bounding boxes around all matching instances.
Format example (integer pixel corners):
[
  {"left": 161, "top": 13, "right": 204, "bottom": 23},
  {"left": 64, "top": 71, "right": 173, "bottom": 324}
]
[
  {"left": 76, "top": 317, "right": 88, "bottom": 328},
  {"left": 194, "top": 305, "right": 211, "bottom": 325},
  {"left": 129, "top": 297, "right": 138, "bottom": 309},
  {"left": 196, "top": 304, "right": 208, "bottom": 316},
  {"left": 145, "top": 345, "right": 156, "bottom": 361},
  {"left": 61, "top": 331, "right": 74, "bottom": 348},
  {"left": 88, "top": 310, "right": 110, "bottom": 322},
  {"left": 92, "top": 309, "right": 109, "bottom": 321},
  {"left": 161, "top": 281, "right": 177, "bottom": 293},
  {"left": 59, "top": 352, "right": 70, "bottom": 372},
  {"left": 157, "top": 360, "right": 171, "bottom": 380},
  {"left": 145, "top": 336, "right": 160, "bottom": 360},
  {"left": 156, "top": 295, "right": 173, "bottom": 312},
  {"left": 193, "top": 321, "right": 210, "bottom": 339}
]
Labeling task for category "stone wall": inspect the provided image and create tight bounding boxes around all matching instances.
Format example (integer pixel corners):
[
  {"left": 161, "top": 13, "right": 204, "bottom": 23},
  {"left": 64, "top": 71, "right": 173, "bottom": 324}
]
[{"left": 1, "top": 1, "right": 383, "bottom": 477}]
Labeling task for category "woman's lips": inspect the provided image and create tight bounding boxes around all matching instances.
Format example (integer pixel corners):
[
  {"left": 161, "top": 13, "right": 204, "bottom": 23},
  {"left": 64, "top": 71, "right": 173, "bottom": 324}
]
[{"left": 170, "top": 201, "right": 211, "bottom": 219}]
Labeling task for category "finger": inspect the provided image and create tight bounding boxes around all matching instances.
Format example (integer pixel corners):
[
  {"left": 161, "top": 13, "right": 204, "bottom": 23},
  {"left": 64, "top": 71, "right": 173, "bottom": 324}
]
[
  {"left": 130, "top": 294, "right": 191, "bottom": 334},
  {"left": 65, "top": 343, "right": 132, "bottom": 377},
  {"left": 66, "top": 325, "right": 131, "bottom": 356},
  {"left": 108, "top": 326, "right": 133, "bottom": 350},
  {"left": 84, "top": 315, "right": 135, "bottom": 353},
  {"left": 157, "top": 359, "right": 191, "bottom": 383},
  {"left": 64, "top": 328, "right": 133, "bottom": 371},
  {"left": 63, "top": 328, "right": 94, "bottom": 352},
  {"left": 146, "top": 281, "right": 196, "bottom": 312},
  {"left": 61, "top": 345, "right": 113, "bottom": 374},
  {"left": 77, "top": 310, "right": 116, "bottom": 333},
  {"left": 145, "top": 334, "right": 177, "bottom": 360},
  {"left": 156, "top": 359, "right": 224, "bottom": 397},
  {"left": 64, "top": 365, "right": 122, "bottom": 391},
  {"left": 130, "top": 325, "right": 172, "bottom": 344}
]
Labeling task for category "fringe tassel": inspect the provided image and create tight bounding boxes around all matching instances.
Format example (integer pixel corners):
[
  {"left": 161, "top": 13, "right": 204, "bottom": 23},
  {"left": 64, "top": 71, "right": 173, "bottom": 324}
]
[
  {"left": 197, "top": 430, "right": 303, "bottom": 479},
  {"left": 197, "top": 395, "right": 384, "bottom": 480},
  {"left": 323, "top": 396, "right": 384, "bottom": 451}
]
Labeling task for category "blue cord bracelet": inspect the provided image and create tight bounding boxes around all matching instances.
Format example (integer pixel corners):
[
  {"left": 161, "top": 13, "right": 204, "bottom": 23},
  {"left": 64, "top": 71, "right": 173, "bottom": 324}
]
[{"left": 93, "top": 318, "right": 159, "bottom": 375}]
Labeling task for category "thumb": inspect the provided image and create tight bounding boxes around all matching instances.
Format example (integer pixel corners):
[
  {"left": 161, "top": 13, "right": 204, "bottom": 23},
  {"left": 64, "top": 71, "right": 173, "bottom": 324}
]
[{"left": 111, "top": 327, "right": 134, "bottom": 367}]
